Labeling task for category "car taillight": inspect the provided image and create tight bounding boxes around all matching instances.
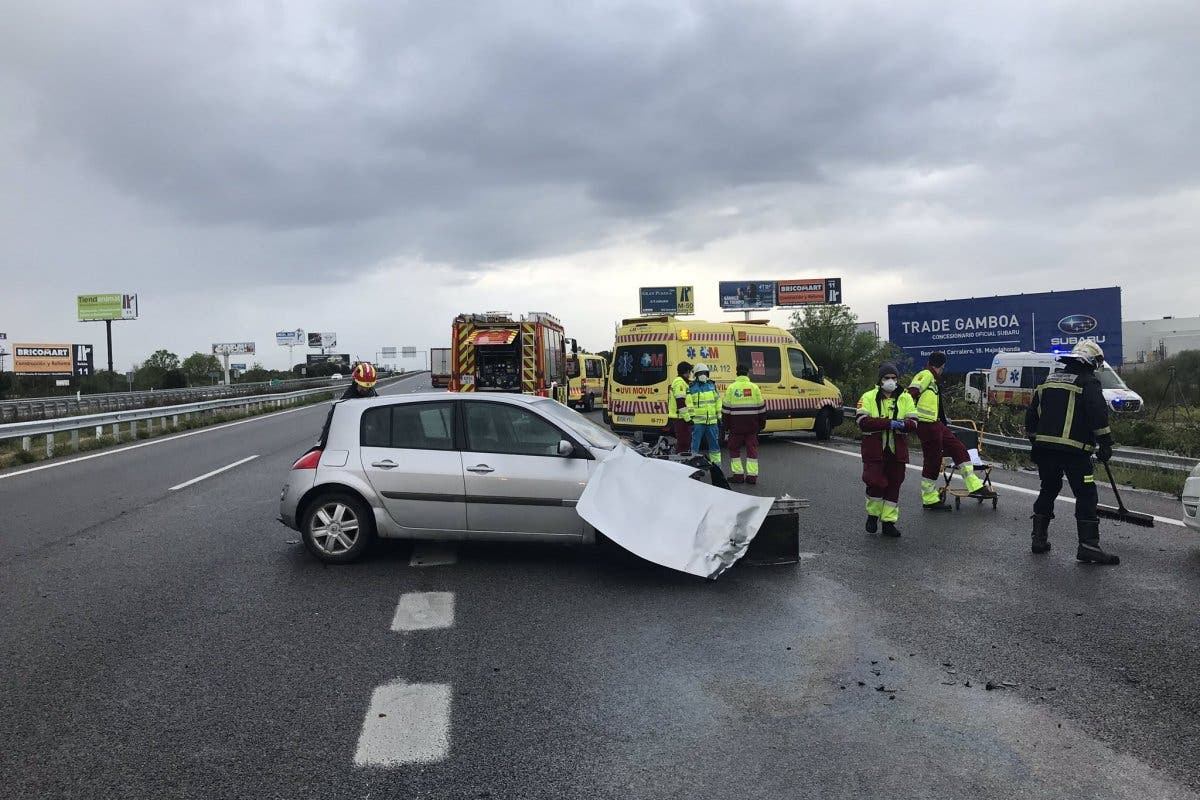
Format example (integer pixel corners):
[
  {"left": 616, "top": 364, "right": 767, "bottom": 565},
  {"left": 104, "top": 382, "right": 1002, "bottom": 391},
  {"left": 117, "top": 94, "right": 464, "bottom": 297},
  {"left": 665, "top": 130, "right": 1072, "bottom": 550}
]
[{"left": 292, "top": 449, "right": 322, "bottom": 470}]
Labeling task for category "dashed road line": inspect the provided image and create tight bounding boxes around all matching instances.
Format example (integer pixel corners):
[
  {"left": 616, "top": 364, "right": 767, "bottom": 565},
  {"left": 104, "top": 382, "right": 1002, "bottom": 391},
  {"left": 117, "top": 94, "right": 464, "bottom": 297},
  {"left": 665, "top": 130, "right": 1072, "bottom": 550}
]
[
  {"left": 168, "top": 455, "right": 259, "bottom": 491},
  {"left": 354, "top": 680, "right": 451, "bottom": 766},
  {"left": 391, "top": 591, "right": 455, "bottom": 631},
  {"left": 409, "top": 542, "right": 458, "bottom": 566},
  {"left": 790, "top": 440, "right": 1185, "bottom": 527}
]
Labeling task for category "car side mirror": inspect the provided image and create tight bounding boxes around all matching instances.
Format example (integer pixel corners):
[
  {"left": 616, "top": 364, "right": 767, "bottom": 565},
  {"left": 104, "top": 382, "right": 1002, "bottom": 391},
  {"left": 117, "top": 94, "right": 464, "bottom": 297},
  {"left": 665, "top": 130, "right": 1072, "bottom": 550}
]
[
  {"left": 557, "top": 440, "right": 575, "bottom": 457},
  {"left": 815, "top": 369, "right": 825, "bottom": 384}
]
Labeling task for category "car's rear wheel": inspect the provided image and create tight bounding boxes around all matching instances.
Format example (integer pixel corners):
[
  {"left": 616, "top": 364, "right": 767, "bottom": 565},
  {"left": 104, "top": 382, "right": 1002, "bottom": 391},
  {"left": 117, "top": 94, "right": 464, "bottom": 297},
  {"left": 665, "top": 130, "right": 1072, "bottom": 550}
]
[
  {"left": 302, "top": 492, "right": 375, "bottom": 564},
  {"left": 583, "top": 393, "right": 595, "bottom": 412}
]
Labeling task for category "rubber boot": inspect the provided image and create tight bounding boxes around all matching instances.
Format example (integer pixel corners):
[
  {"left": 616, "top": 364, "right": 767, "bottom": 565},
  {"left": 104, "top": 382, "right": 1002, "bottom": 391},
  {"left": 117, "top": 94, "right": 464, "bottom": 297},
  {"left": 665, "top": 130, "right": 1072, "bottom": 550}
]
[
  {"left": 881, "top": 521, "right": 901, "bottom": 538},
  {"left": 746, "top": 476, "right": 757, "bottom": 485},
  {"left": 865, "top": 515, "right": 878, "bottom": 534},
  {"left": 923, "top": 501, "right": 952, "bottom": 512},
  {"left": 1031, "top": 513, "right": 1052, "bottom": 554},
  {"left": 1076, "top": 519, "right": 1120, "bottom": 565},
  {"left": 729, "top": 474, "right": 745, "bottom": 484}
]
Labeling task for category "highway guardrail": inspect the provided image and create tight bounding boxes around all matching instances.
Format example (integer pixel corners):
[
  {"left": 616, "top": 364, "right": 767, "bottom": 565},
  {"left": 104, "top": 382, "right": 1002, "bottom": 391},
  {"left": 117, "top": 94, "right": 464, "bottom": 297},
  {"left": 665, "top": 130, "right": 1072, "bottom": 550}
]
[
  {"left": 839, "top": 407, "right": 1197, "bottom": 474},
  {"left": 0, "top": 373, "right": 424, "bottom": 459},
  {"left": 0, "top": 374, "right": 410, "bottom": 424}
]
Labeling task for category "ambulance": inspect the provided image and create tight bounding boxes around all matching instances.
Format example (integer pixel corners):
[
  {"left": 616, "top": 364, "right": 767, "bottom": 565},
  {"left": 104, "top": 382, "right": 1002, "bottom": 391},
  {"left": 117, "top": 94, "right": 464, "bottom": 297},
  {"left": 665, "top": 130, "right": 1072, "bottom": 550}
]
[
  {"left": 605, "top": 316, "right": 844, "bottom": 438},
  {"left": 965, "top": 350, "right": 1144, "bottom": 413},
  {"left": 565, "top": 343, "right": 608, "bottom": 412}
]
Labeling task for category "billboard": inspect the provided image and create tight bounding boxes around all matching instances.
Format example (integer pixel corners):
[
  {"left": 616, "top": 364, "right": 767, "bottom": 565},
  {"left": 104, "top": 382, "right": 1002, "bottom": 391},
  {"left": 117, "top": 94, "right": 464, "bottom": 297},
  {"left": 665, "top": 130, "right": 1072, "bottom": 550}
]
[
  {"left": 777, "top": 278, "right": 842, "bottom": 306},
  {"left": 887, "top": 287, "right": 1123, "bottom": 371},
  {"left": 639, "top": 286, "right": 695, "bottom": 315},
  {"left": 212, "top": 342, "right": 256, "bottom": 355},
  {"left": 14, "top": 343, "right": 93, "bottom": 376},
  {"left": 308, "top": 332, "right": 337, "bottom": 348},
  {"left": 276, "top": 329, "right": 305, "bottom": 346},
  {"left": 718, "top": 281, "right": 776, "bottom": 310},
  {"left": 77, "top": 294, "right": 138, "bottom": 321},
  {"left": 306, "top": 353, "right": 351, "bottom": 368}
]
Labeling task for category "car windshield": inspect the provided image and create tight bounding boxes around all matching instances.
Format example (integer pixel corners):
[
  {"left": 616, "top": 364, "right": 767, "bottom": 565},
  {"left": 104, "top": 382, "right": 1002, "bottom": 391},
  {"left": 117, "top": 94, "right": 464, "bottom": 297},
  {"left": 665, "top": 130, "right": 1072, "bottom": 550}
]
[
  {"left": 1099, "top": 365, "right": 1128, "bottom": 390},
  {"left": 533, "top": 399, "right": 621, "bottom": 449}
]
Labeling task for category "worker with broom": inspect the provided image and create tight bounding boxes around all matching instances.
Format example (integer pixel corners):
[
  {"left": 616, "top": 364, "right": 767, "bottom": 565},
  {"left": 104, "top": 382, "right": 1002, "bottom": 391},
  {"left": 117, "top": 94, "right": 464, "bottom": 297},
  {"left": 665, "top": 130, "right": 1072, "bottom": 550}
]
[{"left": 1025, "top": 340, "right": 1120, "bottom": 564}]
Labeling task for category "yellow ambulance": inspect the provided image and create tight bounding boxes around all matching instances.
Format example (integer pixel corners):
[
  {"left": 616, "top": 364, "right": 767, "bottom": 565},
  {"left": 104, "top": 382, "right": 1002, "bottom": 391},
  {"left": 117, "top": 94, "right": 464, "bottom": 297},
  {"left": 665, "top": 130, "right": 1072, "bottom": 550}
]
[
  {"left": 566, "top": 352, "right": 608, "bottom": 412},
  {"left": 605, "top": 316, "right": 844, "bottom": 439}
]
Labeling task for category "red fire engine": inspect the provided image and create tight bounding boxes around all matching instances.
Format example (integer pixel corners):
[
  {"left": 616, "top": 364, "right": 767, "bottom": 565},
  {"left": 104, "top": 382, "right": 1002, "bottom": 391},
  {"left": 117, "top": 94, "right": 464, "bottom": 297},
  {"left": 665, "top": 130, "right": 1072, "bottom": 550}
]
[{"left": 450, "top": 312, "right": 568, "bottom": 401}]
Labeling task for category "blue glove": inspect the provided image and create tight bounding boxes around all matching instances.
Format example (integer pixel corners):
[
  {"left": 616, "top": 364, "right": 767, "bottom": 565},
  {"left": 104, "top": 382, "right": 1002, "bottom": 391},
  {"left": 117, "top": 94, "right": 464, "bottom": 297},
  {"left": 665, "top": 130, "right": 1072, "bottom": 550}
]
[{"left": 889, "top": 420, "right": 907, "bottom": 432}]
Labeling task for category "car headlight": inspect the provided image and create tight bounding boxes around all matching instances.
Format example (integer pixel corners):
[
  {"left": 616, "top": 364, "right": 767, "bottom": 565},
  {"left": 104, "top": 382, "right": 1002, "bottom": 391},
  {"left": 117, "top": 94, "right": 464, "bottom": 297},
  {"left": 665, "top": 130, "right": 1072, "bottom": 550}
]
[{"left": 1184, "top": 497, "right": 1199, "bottom": 517}]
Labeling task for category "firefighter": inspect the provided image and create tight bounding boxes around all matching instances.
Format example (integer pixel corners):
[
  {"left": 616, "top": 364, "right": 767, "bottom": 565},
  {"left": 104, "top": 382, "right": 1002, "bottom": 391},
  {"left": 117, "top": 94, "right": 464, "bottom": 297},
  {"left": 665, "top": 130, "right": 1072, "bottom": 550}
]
[
  {"left": 722, "top": 364, "right": 766, "bottom": 484},
  {"left": 1026, "top": 340, "right": 1119, "bottom": 564},
  {"left": 685, "top": 363, "right": 722, "bottom": 466},
  {"left": 668, "top": 361, "right": 694, "bottom": 454},
  {"left": 342, "top": 362, "right": 379, "bottom": 399},
  {"left": 858, "top": 363, "right": 919, "bottom": 537},
  {"left": 909, "top": 351, "right": 994, "bottom": 510}
]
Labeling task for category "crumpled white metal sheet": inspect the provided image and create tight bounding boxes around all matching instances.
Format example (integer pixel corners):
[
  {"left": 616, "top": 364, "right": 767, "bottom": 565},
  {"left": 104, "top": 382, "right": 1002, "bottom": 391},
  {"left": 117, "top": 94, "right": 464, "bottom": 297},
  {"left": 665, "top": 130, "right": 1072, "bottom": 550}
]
[{"left": 576, "top": 450, "right": 775, "bottom": 579}]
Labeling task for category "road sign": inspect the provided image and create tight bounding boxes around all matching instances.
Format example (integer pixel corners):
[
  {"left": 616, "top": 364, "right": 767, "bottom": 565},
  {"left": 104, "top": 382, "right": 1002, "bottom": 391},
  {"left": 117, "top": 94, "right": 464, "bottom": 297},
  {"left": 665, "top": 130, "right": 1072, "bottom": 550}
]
[
  {"left": 777, "top": 278, "right": 842, "bottom": 306},
  {"left": 639, "top": 286, "right": 695, "bottom": 315},
  {"left": 307, "top": 332, "right": 337, "bottom": 348},
  {"left": 381, "top": 346, "right": 398, "bottom": 358},
  {"left": 13, "top": 343, "right": 93, "bottom": 376},
  {"left": 718, "top": 281, "right": 776, "bottom": 310},
  {"left": 77, "top": 293, "right": 138, "bottom": 321},
  {"left": 230, "top": 363, "right": 248, "bottom": 370},
  {"left": 73, "top": 344, "right": 94, "bottom": 376},
  {"left": 401, "top": 346, "right": 417, "bottom": 358},
  {"left": 0, "top": 332, "right": 6, "bottom": 340},
  {"left": 212, "top": 342, "right": 256, "bottom": 355},
  {"left": 887, "top": 287, "right": 1123, "bottom": 371},
  {"left": 276, "top": 329, "right": 305, "bottom": 346}
]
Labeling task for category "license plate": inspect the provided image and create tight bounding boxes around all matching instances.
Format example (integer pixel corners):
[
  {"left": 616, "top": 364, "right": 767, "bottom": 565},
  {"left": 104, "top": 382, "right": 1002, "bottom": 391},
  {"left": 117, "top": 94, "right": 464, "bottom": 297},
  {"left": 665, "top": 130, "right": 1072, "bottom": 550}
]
[
  {"left": 616, "top": 414, "right": 635, "bottom": 423},
  {"left": 460, "top": 375, "right": 474, "bottom": 385}
]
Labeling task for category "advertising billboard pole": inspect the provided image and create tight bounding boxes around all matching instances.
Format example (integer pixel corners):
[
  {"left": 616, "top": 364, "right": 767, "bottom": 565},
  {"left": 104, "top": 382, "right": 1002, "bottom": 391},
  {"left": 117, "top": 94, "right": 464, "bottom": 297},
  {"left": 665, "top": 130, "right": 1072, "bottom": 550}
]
[{"left": 105, "top": 320, "right": 113, "bottom": 374}]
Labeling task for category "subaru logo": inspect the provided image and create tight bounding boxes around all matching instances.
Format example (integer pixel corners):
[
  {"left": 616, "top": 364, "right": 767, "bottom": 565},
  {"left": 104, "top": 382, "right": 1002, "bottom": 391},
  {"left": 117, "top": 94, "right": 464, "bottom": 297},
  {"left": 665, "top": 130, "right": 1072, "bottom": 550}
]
[{"left": 1057, "top": 314, "right": 1097, "bottom": 335}]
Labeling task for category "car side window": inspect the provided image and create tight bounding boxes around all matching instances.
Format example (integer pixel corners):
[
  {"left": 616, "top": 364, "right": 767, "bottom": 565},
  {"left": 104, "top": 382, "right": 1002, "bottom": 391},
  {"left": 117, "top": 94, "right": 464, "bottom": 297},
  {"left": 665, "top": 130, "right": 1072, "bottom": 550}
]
[
  {"left": 787, "top": 348, "right": 814, "bottom": 381},
  {"left": 464, "top": 402, "right": 564, "bottom": 457},
  {"left": 585, "top": 359, "right": 604, "bottom": 379},
  {"left": 735, "top": 345, "right": 782, "bottom": 384},
  {"left": 360, "top": 402, "right": 455, "bottom": 450}
]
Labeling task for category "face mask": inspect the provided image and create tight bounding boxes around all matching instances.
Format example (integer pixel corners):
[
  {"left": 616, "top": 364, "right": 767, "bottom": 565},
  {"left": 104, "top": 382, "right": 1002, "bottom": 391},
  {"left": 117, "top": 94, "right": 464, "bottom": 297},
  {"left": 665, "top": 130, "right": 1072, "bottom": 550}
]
[
  {"left": 881, "top": 379, "right": 898, "bottom": 392},
  {"left": 696, "top": 374, "right": 709, "bottom": 383}
]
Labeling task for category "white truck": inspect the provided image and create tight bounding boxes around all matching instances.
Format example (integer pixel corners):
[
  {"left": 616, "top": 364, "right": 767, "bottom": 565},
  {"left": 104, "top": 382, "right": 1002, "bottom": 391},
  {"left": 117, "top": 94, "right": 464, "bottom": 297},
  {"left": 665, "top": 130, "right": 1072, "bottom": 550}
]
[
  {"left": 964, "top": 351, "right": 1144, "bottom": 414},
  {"left": 430, "top": 347, "right": 452, "bottom": 388}
]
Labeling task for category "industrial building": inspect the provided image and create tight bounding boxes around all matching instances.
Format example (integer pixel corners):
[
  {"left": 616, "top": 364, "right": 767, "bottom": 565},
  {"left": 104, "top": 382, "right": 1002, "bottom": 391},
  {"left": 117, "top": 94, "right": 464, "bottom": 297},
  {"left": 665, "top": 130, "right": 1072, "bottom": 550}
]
[{"left": 1122, "top": 316, "right": 1200, "bottom": 365}]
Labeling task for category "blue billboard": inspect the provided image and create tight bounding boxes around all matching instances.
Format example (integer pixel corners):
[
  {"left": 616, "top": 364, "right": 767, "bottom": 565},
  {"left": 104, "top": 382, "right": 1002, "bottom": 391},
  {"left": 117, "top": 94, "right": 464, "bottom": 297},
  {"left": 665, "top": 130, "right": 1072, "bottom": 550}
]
[
  {"left": 719, "top": 281, "right": 776, "bottom": 310},
  {"left": 887, "top": 287, "right": 1123, "bottom": 371}
]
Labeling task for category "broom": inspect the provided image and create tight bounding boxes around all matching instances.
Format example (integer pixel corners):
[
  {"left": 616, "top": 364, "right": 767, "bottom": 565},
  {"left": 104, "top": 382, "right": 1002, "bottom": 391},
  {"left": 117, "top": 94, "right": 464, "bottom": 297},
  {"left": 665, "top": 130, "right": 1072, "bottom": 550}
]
[{"left": 1096, "top": 461, "right": 1156, "bottom": 528}]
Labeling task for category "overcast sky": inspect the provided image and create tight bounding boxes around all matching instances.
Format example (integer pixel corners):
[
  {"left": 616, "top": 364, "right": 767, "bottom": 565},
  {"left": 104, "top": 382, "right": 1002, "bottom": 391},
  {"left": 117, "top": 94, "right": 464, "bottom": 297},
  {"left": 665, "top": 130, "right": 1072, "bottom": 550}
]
[{"left": 1, "top": 0, "right": 1197, "bottom": 370}]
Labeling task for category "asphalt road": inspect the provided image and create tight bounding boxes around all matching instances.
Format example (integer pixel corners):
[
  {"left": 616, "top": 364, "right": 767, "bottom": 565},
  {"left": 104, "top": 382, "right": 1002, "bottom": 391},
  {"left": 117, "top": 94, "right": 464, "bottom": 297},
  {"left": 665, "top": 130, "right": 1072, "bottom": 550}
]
[{"left": 3, "top": 378, "right": 1198, "bottom": 800}]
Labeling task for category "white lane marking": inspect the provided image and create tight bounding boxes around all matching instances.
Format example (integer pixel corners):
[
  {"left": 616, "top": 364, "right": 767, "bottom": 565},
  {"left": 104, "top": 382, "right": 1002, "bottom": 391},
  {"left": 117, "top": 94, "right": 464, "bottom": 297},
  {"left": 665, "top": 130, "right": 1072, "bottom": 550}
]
[
  {"left": 354, "top": 680, "right": 451, "bottom": 766},
  {"left": 408, "top": 542, "right": 458, "bottom": 566},
  {"left": 789, "top": 440, "right": 1186, "bottom": 528},
  {"left": 391, "top": 591, "right": 455, "bottom": 631},
  {"left": 0, "top": 375, "right": 423, "bottom": 482},
  {"left": 168, "top": 455, "right": 260, "bottom": 491}
]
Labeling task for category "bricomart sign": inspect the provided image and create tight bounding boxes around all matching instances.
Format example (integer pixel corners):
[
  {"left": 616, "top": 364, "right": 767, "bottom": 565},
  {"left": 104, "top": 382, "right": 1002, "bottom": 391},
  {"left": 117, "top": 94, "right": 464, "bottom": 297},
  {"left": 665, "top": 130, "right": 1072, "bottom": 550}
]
[
  {"left": 13, "top": 343, "right": 95, "bottom": 376},
  {"left": 887, "top": 287, "right": 1123, "bottom": 371},
  {"left": 77, "top": 293, "right": 138, "bottom": 321}
]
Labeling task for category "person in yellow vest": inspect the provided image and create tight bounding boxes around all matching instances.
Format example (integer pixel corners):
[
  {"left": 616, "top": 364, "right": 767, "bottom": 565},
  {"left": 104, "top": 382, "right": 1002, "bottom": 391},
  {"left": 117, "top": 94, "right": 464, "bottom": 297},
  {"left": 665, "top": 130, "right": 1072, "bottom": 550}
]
[
  {"left": 685, "top": 363, "right": 722, "bottom": 466},
  {"left": 858, "top": 363, "right": 919, "bottom": 536},
  {"left": 722, "top": 364, "right": 766, "bottom": 484},
  {"left": 908, "top": 351, "right": 995, "bottom": 510},
  {"left": 668, "top": 361, "right": 693, "bottom": 454}
]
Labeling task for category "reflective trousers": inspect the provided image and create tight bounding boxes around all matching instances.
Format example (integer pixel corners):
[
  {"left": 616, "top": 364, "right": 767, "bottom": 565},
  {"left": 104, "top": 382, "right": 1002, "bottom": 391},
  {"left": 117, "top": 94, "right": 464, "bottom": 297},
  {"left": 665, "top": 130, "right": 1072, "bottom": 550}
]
[
  {"left": 916, "top": 420, "right": 982, "bottom": 503},
  {"left": 863, "top": 459, "right": 906, "bottom": 523},
  {"left": 726, "top": 432, "right": 759, "bottom": 476},
  {"left": 1032, "top": 448, "right": 1098, "bottom": 522},
  {"left": 671, "top": 419, "right": 692, "bottom": 455},
  {"left": 691, "top": 424, "right": 722, "bottom": 465}
]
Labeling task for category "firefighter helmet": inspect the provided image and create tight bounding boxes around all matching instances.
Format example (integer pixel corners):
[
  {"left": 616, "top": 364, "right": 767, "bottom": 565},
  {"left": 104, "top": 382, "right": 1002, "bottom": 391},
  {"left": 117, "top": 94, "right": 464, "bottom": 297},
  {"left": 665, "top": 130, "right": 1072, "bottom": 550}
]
[
  {"left": 1066, "top": 340, "right": 1105, "bottom": 368},
  {"left": 352, "top": 362, "right": 378, "bottom": 388},
  {"left": 692, "top": 363, "right": 710, "bottom": 377}
]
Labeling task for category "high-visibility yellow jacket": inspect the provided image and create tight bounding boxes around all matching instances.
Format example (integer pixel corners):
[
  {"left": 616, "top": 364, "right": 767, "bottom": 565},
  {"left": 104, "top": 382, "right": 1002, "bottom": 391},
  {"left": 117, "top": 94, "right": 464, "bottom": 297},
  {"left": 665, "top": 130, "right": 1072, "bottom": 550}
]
[
  {"left": 668, "top": 376, "right": 691, "bottom": 421},
  {"left": 722, "top": 375, "right": 766, "bottom": 434},
  {"left": 686, "top": 381, "right": 722, "bottom": 425},
  {"left": 856, "top": 387, "right": 918, "bottom": 462},
  {"left": 908, "top": 368, "right": 943, "bottom": 423}
]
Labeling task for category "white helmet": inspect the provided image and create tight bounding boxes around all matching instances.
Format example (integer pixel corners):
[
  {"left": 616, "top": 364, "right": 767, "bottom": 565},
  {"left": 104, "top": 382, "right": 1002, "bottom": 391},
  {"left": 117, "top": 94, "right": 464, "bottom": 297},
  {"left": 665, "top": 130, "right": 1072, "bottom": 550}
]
[
  {"left": 692, "top": 363, "right": 710, "bottom": 376},
  {"left": 1066, "top": 339, "right": 1105, "bottom": 368}
]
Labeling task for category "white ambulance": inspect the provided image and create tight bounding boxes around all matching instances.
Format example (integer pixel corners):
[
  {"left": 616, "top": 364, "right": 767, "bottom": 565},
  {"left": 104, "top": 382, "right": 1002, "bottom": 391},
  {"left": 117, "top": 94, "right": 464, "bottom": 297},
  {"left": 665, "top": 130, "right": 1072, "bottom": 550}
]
[{"left": 965, "top": 351, "right": 1144, "bottom": 413}]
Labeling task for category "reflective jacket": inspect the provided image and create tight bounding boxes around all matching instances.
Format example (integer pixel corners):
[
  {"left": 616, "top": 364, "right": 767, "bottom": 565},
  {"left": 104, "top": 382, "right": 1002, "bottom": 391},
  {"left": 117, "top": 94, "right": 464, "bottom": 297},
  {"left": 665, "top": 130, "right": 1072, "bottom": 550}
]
[
  {"left": 857, "top": 387, "right": 918, "bottom": 462},
  {"left": 686, "top": 380, "right": 723, "bottom": 425},
  {"left": 908, "top": 369, "right": 943, "bottom": 423},
  {"left": 722, "top": 375, "right": 766, "bottom": 435},
  {"left": 668, "top": 376, "right": 692, "bottom": 421},
  {"left": 1026, "top": 365, "right": 1112, "bottom": 455}
]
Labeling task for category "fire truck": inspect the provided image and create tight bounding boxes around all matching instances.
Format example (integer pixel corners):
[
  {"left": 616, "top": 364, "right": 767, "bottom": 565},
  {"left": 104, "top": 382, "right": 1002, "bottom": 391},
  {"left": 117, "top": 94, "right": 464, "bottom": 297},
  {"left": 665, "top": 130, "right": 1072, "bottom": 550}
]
[{"left": 450, "top": 312, "right": 568, "bottom": 402}]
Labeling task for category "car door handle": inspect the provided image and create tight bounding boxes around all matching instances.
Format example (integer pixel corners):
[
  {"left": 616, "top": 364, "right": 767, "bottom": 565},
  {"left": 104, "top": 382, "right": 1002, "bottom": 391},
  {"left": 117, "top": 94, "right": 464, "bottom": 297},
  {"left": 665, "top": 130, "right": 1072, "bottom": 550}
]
[
  {"left": 371, "top": 460, "right": 398, "bottom": 469},
  {"left": 466, "top": 464, "right": 495, "bottom": 474}
]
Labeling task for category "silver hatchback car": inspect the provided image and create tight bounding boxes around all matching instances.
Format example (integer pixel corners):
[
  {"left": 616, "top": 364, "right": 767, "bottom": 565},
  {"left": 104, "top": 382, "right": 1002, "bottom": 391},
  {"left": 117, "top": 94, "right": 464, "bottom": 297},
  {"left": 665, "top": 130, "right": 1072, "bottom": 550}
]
[{"left": 279, "top": 393, "right": 629, "bottom": 563}]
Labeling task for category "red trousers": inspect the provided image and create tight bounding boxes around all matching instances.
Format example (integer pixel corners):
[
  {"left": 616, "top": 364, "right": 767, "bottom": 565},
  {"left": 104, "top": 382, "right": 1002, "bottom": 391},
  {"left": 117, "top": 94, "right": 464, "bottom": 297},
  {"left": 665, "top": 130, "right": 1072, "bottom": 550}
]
[
  {"left": 862, "top": 459, "right": 906, "bottom": 503},
  {"left": 671, "top": 419, "right": 692, "bottom": 454},
  {"left": 726, "top": 431, "right": 759, "bottom": 460},
  {"left": 916, "top": 421, "right": 969, "bottom": 480}
]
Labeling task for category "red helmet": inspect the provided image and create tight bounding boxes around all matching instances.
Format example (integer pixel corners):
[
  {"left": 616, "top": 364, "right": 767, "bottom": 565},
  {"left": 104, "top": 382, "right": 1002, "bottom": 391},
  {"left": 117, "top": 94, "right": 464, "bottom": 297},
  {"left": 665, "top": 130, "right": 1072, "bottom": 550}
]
[{"left": 352, "top": 362, "right": 378, "bottom": 388}]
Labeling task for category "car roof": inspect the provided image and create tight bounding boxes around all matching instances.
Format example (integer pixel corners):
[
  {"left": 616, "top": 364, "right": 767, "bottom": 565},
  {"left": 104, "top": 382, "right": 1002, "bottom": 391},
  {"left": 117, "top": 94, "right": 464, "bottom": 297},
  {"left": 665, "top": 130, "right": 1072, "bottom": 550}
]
[{"left": 340, "top": 392, "right": 547, "bottom": 411}]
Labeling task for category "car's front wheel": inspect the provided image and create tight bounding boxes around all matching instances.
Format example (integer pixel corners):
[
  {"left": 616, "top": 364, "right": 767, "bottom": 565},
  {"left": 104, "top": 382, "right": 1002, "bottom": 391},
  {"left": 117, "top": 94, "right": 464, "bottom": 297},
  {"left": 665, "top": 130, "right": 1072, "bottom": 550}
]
[
  {"left": 301, "top": 491, "right": 375, "bottom": 563},
  {"left": 813, "top": 409, "right": 834, "bottom": 441}
]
